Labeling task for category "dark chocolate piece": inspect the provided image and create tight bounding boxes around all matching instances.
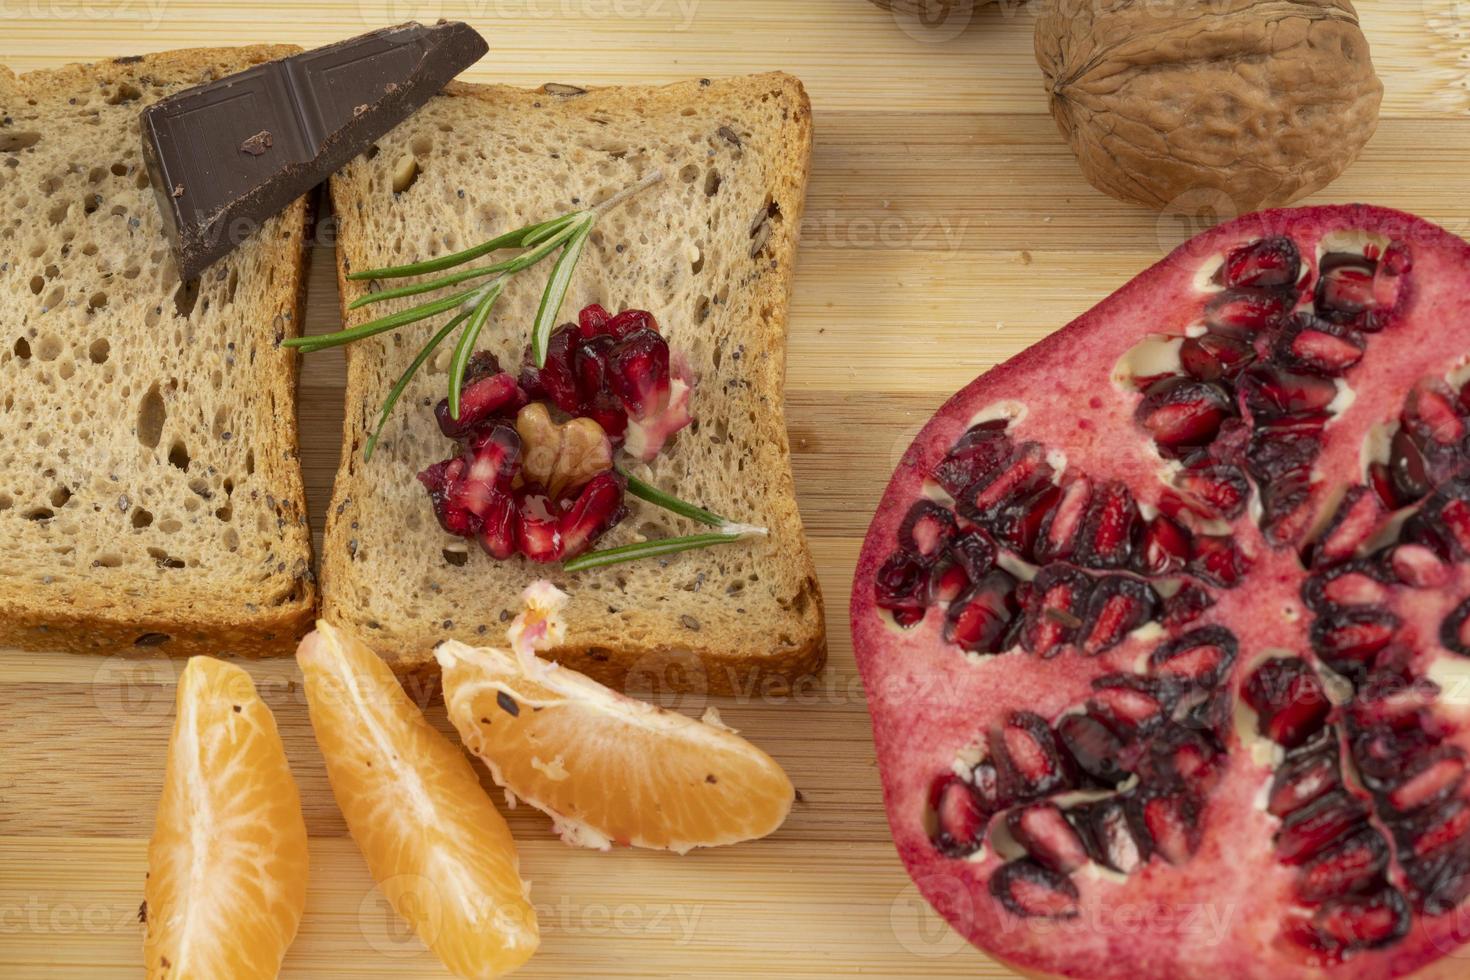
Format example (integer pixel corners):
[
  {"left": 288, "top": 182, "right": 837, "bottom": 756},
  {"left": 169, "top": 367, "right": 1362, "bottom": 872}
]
[{"left": 141, "top": 21, "right": 486, "bottom": 281}]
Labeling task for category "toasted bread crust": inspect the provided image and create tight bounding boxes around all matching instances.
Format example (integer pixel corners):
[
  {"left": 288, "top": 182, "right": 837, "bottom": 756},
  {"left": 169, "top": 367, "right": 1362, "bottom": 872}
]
[
  {"left": 0, "top": 46, "right": 316, "bottom": 658},
  {"left": 321, "top": 73, "right": 824, "bottom": 694}
]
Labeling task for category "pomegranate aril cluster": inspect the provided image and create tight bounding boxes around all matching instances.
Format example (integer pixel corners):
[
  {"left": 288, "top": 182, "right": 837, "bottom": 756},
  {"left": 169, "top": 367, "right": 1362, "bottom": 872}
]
[
  {"left": 1131, "top": 236, "right": 1410, "bottom": 548},
  {"left": 521, "top": 303, "right": 694, "bottom": 462},
  {"left": 874, "top": 417, "right": 1230, "bottom": 651},
  {"left": 418, "top": 305, "right": 692, "bottom": 564},
  {"left": 931, "top": 625, "right": 1239, "bottom": 920}
]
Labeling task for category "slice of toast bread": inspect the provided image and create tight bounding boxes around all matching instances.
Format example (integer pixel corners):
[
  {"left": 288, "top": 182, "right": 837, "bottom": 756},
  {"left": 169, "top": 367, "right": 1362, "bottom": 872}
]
[
  {"left": 323, "top": 73, "right": 824, "bottom": 695},
  {"left": 0, "top": 47, "right": 317, "bottom": 657}
]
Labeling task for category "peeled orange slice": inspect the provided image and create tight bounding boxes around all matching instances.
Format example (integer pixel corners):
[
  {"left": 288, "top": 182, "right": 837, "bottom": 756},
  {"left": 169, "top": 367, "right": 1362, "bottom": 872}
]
[
  {"left": 144, "top": 656, "right": 308, "bottom": 980},
  {"left": 437, "top": 583, "right": 796, "bottom": 853},
  {"left": 297, "top": 622, "right": 538, "bottom": 979}
]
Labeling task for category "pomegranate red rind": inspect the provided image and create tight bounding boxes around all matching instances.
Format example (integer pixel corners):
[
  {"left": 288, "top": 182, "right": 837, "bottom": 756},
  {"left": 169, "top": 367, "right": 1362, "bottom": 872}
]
[{"left": 852, "top": 206, "right": 1470, "bottom": 978}]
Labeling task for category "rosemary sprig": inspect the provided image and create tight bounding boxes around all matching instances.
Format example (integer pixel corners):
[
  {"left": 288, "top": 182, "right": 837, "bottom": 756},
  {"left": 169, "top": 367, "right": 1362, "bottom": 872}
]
[
  {"left": 532, "top": 214, "right": 594, "bottom": 366},
  {"left": 563, "top": 528, "right": 766, "bottom": 573},
  {"left": 560, "top": 469, "right": 767, "bottom": 571},
  {"left": 345, "top": 213, "right": 577, "bottom": 281},
  {"left": 286, "top": 170, "right": 664, "bottom": 461},
  {"left": 619, "top": 467, "right": 724, "bottom": 526},
  {"left": 363, "top": 309, "right": 470, "bottom": 461}
]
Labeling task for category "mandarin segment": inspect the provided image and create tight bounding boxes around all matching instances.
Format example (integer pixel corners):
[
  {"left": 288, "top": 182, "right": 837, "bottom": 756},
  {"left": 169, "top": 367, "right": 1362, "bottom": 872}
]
[
  {"left": 437, "top": 634, "right": 795, "bottom": 854},
  {"left": 296, "top": 623, "right": 538, "bottom": 980},
  {"left": 144, "top": 656, "right": 308, "bottom": 980}
]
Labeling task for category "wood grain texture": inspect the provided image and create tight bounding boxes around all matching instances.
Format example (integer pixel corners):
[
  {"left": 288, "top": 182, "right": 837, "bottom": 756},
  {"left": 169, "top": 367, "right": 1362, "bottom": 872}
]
[{"left": 3, "top": 1, "right": 1468, "bottom": 976}]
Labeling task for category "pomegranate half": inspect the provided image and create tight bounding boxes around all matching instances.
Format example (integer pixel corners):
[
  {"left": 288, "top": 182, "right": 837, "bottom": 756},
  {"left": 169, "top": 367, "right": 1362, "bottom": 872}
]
[{"left": 852, "top": 206, "right": 1470, "bottom": 978}]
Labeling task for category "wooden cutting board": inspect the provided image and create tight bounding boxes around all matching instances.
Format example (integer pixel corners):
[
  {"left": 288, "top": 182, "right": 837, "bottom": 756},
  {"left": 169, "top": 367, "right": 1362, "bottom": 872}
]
[{"left": 3, "top": 2, "right": 1468, "bottom": 976}]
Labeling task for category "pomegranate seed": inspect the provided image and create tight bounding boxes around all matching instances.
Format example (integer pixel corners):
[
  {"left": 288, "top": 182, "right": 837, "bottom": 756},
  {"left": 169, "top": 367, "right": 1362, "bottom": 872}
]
[
  {"left": 1074, "top": 798, "right": 1148, "bottom": 873},
  {"left": 943, "top": 570, "right": 1019, "bottom": 653},
  {"left": 524, "top": 325, "right": 582, "bottom": 414},
  {"left": 1239, "top": 367, "right": 1339, "bottom": 417},
  {"left": 1008, "top": 804, "right": 1090, "bottom": 873},
  {"left": 1308, "top": 486, "right": 1385, "bottom": 568},
  {"left": 1144, "top": 726, "right": 1224, "bottom": 791},
  {"left": 606, "top": 328, "right": 668, "bottom": 416},
  {"left": 992, "top": 483, "right": 1062, "bottom": 560},
  {"left": 1179, "top": 332, "right": 1255, "bottom": 381},
  {"left": 1243, "top": 658, "right": 1331, "bottom": 749},
  {"left": 1137, "top": 515, "right": 1191, "bottom": 575},
  {"left": 989, "top": 860, "right": 1079, "bottom": 920},
  {"left": 1150, "top": 626, "right": 1237, "bottom": 687},
  {"left": 1221, "top": 236, "right": 1301, "bottom": 288},
  {"left": 1309, "top": 888, "right": 1410, "bottom": 952},
  {"left": 1020, "top": 565, "right": 1092, "bottom": 657},
  {"left": 1351, "top": 726, "right": 1437, "bottom": 794},
  {"left": 1162, "top": 582, "right": 1214, "bottom": 627},
  {"left": 1173, "top": 464, "right": 1249, "bottom": 520},
  {"left": 1136, "top": 378, "right": 1233, "bottom": 451},
  {"left": 971, "top": 760, "right": 1005, "bottom": 812},
  {"left": 1387, "top": 428, "right": 1431, "bottom": 504},
  {"left": 1310, "top": 609, "right": 1399, "bottom": 679},
  {"left": 929, "top": 560, "right": 970, "bottom": 604},
  {"left": 1368, "top": 461, "right": 1399, "bottom": 508},
  {"left": 933, "top": 425, "right": 1013, "bottom": 498},
  {"left": 1404, "top": 378, "right": 1466, "bottom": 447},
  {"left": 1056, "top": 712, "right": 1128, "bottom": 787},
  {"left": 1385, "top": 750, "right": 1467, "bottom": 814},
  {"left": 476, "top": 493, "right": 517, "bottom": 560},
  {"left": 1188, "top": 534, "right": 1251, "bottom": 587},
  {"left": 1204, "top": 288, "right": 1293, "bottom": 336},
  {"left": 1137, "top": 791, "right": 1200, "bottom": 864},
  {"left": 1397, "top": 797, "right": 1470, "bottom": 857},
  {"left": 928, "top": 774, "right": 989, "bottom": 858},
  {"left": 1035, "top": 476, "right": 1090, "bottom": 562},
  {"left": 874, "top": 551, "right": 932, "bottom": 619},
  {"left": 1390, "top": 543, "right": 1450, "bottom": 588},
  {"left": 605, "top": 308, "right": 657, "bottom": 339},
  {"left": 516, "top": 491, "right": 564, "bottom": 563},
  {"left": 1276, "top": 789, "right": 1369, "bottom": 865},
  {"left": 419, "top": 426, "right": 522, "bottom": 538},
  {"left": 1078, "top": 576, "right": 1159, "bottom": 655},
  {"left": 435, "top": 370, "right": 527, "bottom": 438},
  {"left": 1436, "top": 494, "right": 1470, "bottom": 557},
  {"left": 577, "top": 302, "right": 612, "bottom": 338},
  {"left": 1296, "top": 830, "right": 1390, "bottom": 905},
  {"left": 1075, "top": 480, "right": 1141, "bottom": 569},
  {"left": 1089, "top": 674, "right": 1175, "bottom": 734},
  {"left": 1403, "top": 843, "right": 1470, "bottom": 916},
  {"left": 1302, "top": 560, "right": 1391, "bottom": 613},
  {"left": 960, "top": 442, "right": 1053, "bottom": 522},
  {"left": 558, "top": 470, "right": 626, "bottom": 560},
  {"left": 1442, "top": 598, "right": 1470, "bottom": 657},
  {"left": 1274, "top": 316, "right": 1365, "bottom": 376},
  {"left": 1315, "top": 255, "right": 1378, "bottom": 320},
  {"left": 899, "top": 500, "right": 958, "bottom": 558},
  {"left": 1269, "top": 744, "right": 1343, "bottom": 818},
  {"left": 992, "top": 711, "right": 1073, "bottom": 801},
  {"left": 949, "top": 530, "right": 998, "bottom": 581}
]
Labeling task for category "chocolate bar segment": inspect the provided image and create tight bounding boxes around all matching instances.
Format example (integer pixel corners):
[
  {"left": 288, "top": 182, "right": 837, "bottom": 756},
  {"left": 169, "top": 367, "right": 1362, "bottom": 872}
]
[{"left": 141, "top": 21, "right": 486, "bottom": 281}]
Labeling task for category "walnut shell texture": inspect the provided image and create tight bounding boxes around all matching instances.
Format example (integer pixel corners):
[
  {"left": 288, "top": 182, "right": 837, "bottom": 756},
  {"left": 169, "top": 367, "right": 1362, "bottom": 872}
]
[
  {"left": 866, "top": 0, "right": 978, "bottom": 17},
  {"left": 1035, "top": 0, "right": 1383, "bottom": 213}
]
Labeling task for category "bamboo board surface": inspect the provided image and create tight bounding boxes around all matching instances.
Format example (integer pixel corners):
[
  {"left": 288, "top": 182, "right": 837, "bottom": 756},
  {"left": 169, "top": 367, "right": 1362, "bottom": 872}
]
[{"left": 3, "top": 1, "right": 1470, "bottom": 977}]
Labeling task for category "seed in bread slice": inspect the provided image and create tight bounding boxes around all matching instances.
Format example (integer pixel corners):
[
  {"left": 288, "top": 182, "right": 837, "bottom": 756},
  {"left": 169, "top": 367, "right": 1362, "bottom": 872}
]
[
  {"left": 322, "top": 73, "right": 824, "bottom": 694},
  {"left": 0, "top": 47, "right": 316, "bottom": 657}
]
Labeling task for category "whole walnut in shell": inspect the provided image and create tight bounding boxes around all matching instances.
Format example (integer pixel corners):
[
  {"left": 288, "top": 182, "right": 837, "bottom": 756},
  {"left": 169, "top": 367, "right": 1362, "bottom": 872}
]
[{"left": 1035, "top": 0, "right": 1383, "bottom": 213}]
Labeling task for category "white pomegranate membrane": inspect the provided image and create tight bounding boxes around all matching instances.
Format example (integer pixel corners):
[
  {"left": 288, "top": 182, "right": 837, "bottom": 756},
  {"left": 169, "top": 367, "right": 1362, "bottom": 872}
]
[
  {"left": 853, "top": 206, "right": 1470, "bottom": 977},
  {"left": 419, "top": 304, "right": 695, "bottom": 564}
]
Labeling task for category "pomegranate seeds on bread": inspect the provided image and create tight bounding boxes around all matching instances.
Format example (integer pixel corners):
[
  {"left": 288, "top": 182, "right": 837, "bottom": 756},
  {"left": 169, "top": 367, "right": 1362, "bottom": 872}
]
[
  {"left": 323, "top": 74, "right": 824, "bottom": 694},
  {"left": 853, "top": 205, "right": 1470, "bottom": 977}
]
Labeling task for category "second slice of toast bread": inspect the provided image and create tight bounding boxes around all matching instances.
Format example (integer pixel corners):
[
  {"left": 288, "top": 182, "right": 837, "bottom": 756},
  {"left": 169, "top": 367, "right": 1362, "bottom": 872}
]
[
  {"left": 323, "top": 73, "right": 824, "bottom": 694},
  {"left": 0, "top": 47, "right": 316, "bottom": 657}
]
